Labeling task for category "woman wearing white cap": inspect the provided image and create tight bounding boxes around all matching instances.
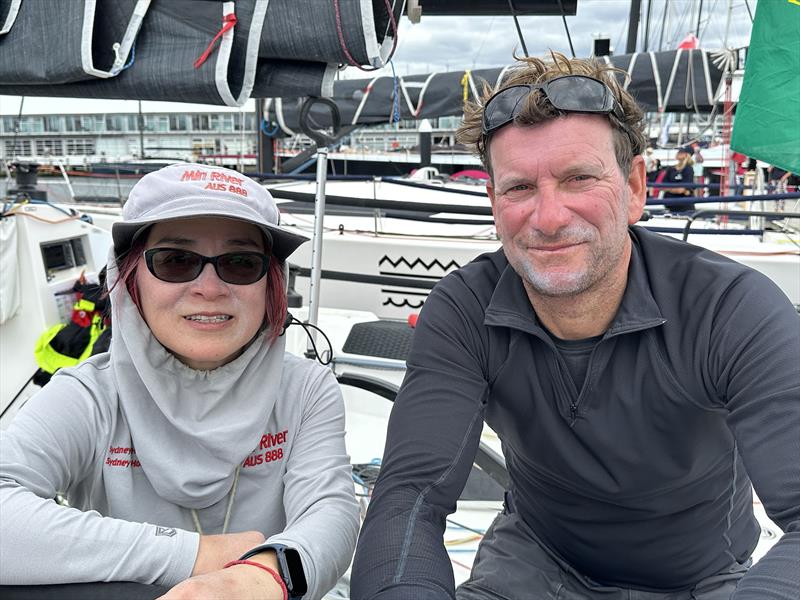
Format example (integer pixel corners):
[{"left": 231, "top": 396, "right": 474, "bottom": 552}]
[{"left": 0, "top": 164, "right": 360, "bottom": 599}]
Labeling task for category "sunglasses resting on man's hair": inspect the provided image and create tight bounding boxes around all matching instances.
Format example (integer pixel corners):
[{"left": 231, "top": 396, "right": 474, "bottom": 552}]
[
  {"left": 482, "top": 74, "right": 632, "bottom": 142},
  {"left": 144, "top": 248, "right": 270, "bottom": 285}
]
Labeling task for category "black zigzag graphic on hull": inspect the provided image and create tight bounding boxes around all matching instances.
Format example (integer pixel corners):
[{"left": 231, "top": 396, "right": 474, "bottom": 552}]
[
  {"left": 378, "top": 255, "right": 462, "bottom": 272},
  {"left": 383, "top": 298, "right": 425, "bottom": 308}
]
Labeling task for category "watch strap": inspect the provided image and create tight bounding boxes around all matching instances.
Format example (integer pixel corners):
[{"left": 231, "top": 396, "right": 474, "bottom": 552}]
[{"left": 238, "top": 543, "right": 307, "bottom": 599}]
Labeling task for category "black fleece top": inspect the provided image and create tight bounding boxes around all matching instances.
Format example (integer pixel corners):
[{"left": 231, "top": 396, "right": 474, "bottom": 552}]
[{"left": 352, "top": 226, "right": 800, "bottom": 599}]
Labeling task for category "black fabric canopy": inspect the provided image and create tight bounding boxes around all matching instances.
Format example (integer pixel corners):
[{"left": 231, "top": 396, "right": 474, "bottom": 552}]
[{"left": 0, "top": 0, "right": 402, "bottom": 105}]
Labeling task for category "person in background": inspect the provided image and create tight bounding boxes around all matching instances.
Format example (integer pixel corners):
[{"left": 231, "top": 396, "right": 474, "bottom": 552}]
[
  {"left": 350, "top": 52, "right": 799, "bottom": 600},
  {"left": 0, "top": 163, "right": 360, "bottom": 600},
  {"left": 690, "top": 141, "right": 705, "bottom": 197},
  {"left": 644, "top": 146, "right": 660, "bottom": 182},
  {"left": 661, "top": 146, "right": 695, "bottom": 212},
  {"left": 767, "top": 165, "right": 792, "bottom": 194},
  {"left": 730, "top": 151, "right": 749, "bottom": 178}
]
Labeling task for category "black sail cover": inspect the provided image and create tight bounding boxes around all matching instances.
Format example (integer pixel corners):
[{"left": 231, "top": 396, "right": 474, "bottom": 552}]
[
  {"left": 267, "top": 47, "right": 738, "bottom": 134},
  {"left": 0, "top": 0, "right": 402, "bottom": 105}
]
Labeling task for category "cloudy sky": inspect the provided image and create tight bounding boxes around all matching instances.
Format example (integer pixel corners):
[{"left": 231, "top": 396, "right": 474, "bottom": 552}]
[
  {"left": 0, "top": 0, "right": 757, "bottom": 115},
  {"left": 386, "top": 0, "right": 755, "bottom": 75}
]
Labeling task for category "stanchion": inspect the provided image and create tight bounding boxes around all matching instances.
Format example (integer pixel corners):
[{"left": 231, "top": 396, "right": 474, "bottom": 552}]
[{"left": 296, "top": 97, "right": 341, "bottom": 359}]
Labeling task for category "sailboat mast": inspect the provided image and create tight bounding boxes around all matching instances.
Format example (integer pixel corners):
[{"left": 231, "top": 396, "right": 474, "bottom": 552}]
[
  {"left": 723, "top": 0, "right": 734, "bottom": 48},
  {"left": 695, "top": 0, "right": 704, "bottom": 37},
  {"left": 626, "top": 0, "right": 643, "bottom": 53}
]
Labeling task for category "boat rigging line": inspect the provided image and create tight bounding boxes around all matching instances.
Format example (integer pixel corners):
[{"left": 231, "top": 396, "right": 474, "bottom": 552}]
[
  {"left": 506, "top": 0, "right": 529, "bottom": 56},
  {"left": 658, "top": 0, "right": 670, "bottom": 51},
  {"left": 743, "top": 0, "right": 754, "bottom": 23},
  {"left": 695, "top": 0, "right": 704, "bottom": 37},
  {"left": 556, "top": 0, "right": 576, "bottom": 58}
]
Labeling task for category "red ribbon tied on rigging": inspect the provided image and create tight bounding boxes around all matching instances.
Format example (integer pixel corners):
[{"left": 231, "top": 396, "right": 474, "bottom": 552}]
[{"left": 193, "top": 12, "right": 238, "bottom": 69}]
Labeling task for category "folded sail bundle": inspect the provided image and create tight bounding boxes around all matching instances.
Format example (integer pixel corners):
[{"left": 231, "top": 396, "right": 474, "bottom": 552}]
[
  {"left": 0, "top": 0, "right": 402, "bottom": 105},
  {"left": 267, "top": 48, "right": 733, "bottom": 133},
  {"left": 0, "top": 0, "right": 147, "bottom": 83}
]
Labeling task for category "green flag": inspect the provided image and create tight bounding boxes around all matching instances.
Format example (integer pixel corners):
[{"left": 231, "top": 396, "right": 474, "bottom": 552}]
[{"left": 731, "top": 0, "right": 800, "bottom": 174}]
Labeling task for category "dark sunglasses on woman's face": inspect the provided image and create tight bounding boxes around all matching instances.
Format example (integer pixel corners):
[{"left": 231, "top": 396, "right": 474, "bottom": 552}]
[
  {"left": 143, "top": 248, "right": 270, "bottom": 285},
  {"left": 481, "top": 74, "right": 632, "bottom": 141}
]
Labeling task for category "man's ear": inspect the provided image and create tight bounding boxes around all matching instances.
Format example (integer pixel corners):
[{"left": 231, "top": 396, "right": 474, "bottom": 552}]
[
  {"left": 486, "top": 179, "right": 499, "bottom": 217},
  {"left": 626, "top": 155, "right": 647, "bottom": 224}
]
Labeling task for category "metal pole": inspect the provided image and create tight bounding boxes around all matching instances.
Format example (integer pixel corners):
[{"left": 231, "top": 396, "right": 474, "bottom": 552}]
[
  {"left": 643, "top": 0, "right": 653, "bottom": 51},
  {"left": 238, "top": 107, "right": 245, "bottom": 172},
  {"left": 418, "top": 119, "right": 432, "bottom": 169},
  {"left": 56, "top": 160, "right": 76, "bottom": 201},
  {"left": 114, "top": 167, "right": 122, "bottom": 204},
  {"left": 626, "top": 0, "right": 642, "bottom": 54},
  {"left": 306, "top": 147, "right": 328, "bottom": 357},
  {"left": 695, "top": 0, "right": 704, "bottom": 38},
  {"left": 137, "top": 101, "right": 145, "bottom": 159},
  {"left": 256, "top": 99, "right": 274, "bottom": 174}
]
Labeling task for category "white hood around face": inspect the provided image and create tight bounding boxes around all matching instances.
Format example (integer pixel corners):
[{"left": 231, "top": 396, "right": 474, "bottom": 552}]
[{"left": 106, "top": 247, "right": 284, "bottom": 509}]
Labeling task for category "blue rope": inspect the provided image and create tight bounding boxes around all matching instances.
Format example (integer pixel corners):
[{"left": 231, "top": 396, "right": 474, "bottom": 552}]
[
  {"left": 121, "top": 41, "right": 136, "bottom": 71},
  {"left": 261, "top": 119, "right": 279, "bottom": 137}
]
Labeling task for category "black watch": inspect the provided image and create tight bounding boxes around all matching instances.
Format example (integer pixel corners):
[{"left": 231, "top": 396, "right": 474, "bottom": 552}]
[{"left": 239, "top": 543, "right": 307, "bottom": 599}]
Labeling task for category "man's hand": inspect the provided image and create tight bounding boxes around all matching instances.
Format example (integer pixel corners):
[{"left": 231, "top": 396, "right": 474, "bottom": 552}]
[
  {"left": 157, "top": 563, "right": 284, "bottom": 600},
  {"left": 191, "top": 531, "right": 266, "bottom": 576}
]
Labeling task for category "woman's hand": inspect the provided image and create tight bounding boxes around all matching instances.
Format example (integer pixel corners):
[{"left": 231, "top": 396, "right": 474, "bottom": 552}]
[
  {"left": 191, "top": 530, "right": 266, "bottom": 575},
  {"left": 157, "top": 563, "right": 285, "bottom": 600}
]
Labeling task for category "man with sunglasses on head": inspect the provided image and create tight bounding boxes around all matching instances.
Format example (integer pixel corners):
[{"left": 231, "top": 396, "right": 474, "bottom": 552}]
[
  {"left": 351, "top": 54, "right": 799, "bottom": 600},
  {"left": 0, "top": 164, "right": 359, "bottom": 599}
]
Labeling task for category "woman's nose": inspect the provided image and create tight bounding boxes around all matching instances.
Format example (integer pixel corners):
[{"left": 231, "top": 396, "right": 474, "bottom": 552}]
[{"left": 191, "top": 262, "right": 228, "bottom": 296}]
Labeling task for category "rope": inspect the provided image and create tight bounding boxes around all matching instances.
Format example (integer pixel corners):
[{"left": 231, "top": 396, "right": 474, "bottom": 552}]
[
  {"left": 507, "top": 0, "right": 529, "bottom": 56},
  {"left": 1, "top": 206, "right": 81, "bottom": 225},
  {"left": 260, "top": 119, "right": 279, "bottom": 137},
  {"left": 193, "top": 12, "right": 237, "bottom": 69},
  {"left": 122, "top": 41, "right": 136, "bottom": 70},
  {"left": 190, "top": 465, "right": 241, "bottom": 535},
  {"left": 283, "top": 314, "right": 333, "bottom": 365},
  {"left": 333, "top": 0, "right": 399, "bottom": 71},
  {"left": 461, "top": 71, "right": 472, "bottom": 106},
  {"left": 112, "top": 40, "right": 137, "bottom": 71}
]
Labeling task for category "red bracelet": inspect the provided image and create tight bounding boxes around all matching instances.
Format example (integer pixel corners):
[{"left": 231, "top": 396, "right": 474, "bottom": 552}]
[{"left": 224, "top": 559, "right": 288, "bottom": 600}]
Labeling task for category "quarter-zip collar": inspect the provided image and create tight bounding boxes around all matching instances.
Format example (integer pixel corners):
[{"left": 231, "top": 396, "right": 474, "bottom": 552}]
[{"left": 484, "top": 227, "right": 666, "bottom": 339}]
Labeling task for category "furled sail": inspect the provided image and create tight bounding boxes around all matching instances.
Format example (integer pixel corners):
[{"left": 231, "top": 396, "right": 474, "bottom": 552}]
[
  {"left": 266, "top": 47, "right": 738, "bottom": 135},
  {"left": 0, "top": 0, "right": 402, "bottom": 106}
]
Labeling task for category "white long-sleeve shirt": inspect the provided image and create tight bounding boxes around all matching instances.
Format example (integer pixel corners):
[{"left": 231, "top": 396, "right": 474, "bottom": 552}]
[{"left": 0, "top": 351, "right": 359, "bottom": 599}]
